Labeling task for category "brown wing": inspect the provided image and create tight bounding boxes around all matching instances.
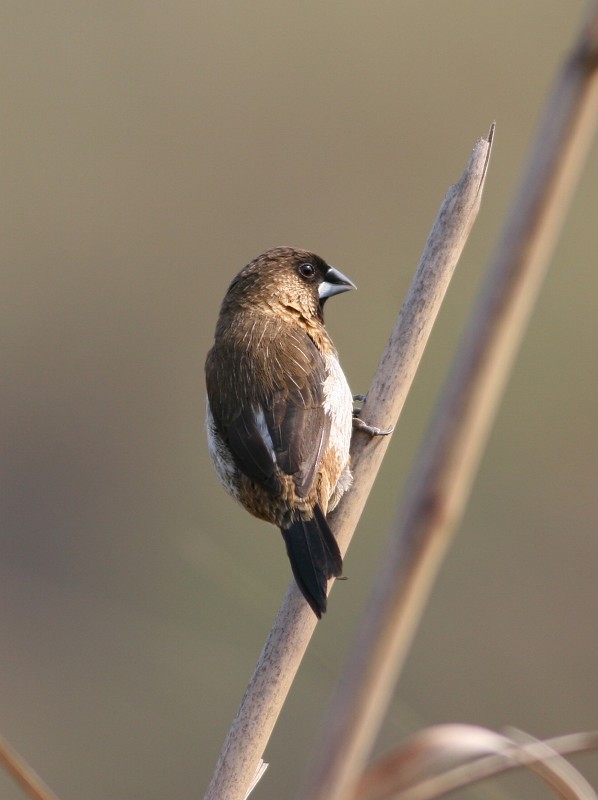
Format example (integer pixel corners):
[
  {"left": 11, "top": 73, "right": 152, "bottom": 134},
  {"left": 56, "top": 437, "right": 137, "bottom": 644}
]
[
  {"left": 206, "top": 329, "right": 330, "bottom": 499},
  {"left": 264, "top": 367, "right": 331, "bottom": 497}
]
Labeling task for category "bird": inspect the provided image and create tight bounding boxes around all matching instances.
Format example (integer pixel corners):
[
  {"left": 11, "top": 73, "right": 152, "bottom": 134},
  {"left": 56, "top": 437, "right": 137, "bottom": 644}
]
[{"left": 205, "top": 246, "right": 356, "bottom": 618}]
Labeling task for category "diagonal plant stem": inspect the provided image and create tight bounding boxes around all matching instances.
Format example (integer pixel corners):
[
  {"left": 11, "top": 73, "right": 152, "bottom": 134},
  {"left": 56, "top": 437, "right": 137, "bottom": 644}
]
[
  {"left": 203, "top": 129, "right": 494, "bottom": 800},
  {"left": 300, "top": 5, "right": 598, "bottom": 800},
  {"left": 0, "top": 735, "right": 62, "bottom": 800}
]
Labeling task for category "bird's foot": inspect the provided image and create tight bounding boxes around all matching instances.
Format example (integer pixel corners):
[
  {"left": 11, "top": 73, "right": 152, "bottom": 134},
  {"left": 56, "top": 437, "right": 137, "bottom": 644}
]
[
  {"left": 353, "top": 417, "right": 394, "bottom": 437},
  {"left": 352, "top": 394, "right": 394, "bottom": 437}
]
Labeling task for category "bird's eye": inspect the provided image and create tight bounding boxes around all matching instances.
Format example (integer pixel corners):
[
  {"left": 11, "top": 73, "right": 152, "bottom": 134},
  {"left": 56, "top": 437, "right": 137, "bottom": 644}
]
[{"left": 298, "top": 262, "right": 316, "bottom": 280}]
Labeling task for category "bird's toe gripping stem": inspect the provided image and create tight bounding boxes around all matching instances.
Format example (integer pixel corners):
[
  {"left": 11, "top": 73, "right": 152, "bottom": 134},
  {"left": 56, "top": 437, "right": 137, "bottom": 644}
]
[{"left": 352, "top": 394, "right": 394, "bottom": 437}]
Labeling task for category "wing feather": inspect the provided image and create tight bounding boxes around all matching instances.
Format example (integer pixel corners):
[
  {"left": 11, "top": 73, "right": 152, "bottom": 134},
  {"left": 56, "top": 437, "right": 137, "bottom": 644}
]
[{"left": 206, "top": 326, "right": 330, "bottom": 499}]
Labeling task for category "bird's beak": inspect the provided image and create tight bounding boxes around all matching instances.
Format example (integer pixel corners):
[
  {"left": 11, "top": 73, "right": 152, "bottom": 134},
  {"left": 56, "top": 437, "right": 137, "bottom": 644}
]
[{"left": 318, "top": 266, "right": 357, "bottom": 300}]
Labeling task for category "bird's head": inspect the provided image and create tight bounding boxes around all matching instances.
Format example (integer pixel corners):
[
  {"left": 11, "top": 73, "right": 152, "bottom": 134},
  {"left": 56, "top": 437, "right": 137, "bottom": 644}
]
[{"left": 222, "top": 247, "right": 356, "bottom": 324}]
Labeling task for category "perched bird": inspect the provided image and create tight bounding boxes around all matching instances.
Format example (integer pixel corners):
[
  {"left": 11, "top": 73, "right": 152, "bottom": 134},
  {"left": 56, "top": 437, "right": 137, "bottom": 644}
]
[{"left": 205, "top": 247, "right": 356, "bottom": 617}]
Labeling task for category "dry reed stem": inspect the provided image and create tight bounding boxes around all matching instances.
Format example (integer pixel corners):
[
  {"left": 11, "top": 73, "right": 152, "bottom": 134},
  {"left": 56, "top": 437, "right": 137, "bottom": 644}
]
[
  {"left": 300, "top": 5, "right": 598, "bottom": 800},
  {"left": 203, "top": 131, "right": 494, "bottom": 800}
]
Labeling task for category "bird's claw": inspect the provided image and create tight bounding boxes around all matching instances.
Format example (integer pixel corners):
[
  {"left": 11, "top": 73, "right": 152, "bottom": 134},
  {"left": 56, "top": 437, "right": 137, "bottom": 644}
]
[
  {"left": 352, "top": 416, "right": 394, "bottom": 437},
  {"left": 352, "top": 394, "right": 393, "bottom": 436}
]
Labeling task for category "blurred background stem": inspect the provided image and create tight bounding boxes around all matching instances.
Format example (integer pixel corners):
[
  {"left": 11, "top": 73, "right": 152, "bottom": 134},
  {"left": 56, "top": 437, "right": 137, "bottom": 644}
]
[
  {"left": 0, "top": 736, "right": 61, "bottom": 800},
  {"left": 301, "top": 4, "right": 598, "bottom": 800}
]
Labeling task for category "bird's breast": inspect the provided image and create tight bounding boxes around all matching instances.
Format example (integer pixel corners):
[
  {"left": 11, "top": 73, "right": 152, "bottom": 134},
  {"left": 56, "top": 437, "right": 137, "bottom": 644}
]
[{"left": 322, "top": 352, "right": 353, "bottom": 465}]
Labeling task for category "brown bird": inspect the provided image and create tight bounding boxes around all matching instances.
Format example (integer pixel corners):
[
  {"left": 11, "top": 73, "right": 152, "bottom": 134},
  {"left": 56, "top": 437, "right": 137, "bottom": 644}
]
[{"left": 205, "top": 247, "right": 356, "bottom": 617}]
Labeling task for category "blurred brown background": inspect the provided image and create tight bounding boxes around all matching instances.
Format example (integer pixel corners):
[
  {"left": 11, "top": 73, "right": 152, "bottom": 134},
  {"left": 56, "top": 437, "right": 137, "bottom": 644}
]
[{"left": 3, "top": 2, "right": 598, "bottom": 798}]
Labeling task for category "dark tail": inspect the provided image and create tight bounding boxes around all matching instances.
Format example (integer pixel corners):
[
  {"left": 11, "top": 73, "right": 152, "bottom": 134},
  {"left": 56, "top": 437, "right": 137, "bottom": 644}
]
[{"left": 281, "top": 505, "right": 343, "bottom": 618}]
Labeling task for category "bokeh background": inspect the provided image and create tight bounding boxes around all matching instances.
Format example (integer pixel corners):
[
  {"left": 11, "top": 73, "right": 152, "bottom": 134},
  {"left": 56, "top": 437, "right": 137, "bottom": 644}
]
[{"left": 3, "top": 2, "right": 598, "bottom": 798}]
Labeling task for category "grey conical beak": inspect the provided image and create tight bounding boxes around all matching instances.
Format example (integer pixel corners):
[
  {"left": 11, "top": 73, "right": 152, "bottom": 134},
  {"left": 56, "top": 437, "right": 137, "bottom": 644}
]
[{"left": 318, "top": 266, "right": 357, "bottom": 300}]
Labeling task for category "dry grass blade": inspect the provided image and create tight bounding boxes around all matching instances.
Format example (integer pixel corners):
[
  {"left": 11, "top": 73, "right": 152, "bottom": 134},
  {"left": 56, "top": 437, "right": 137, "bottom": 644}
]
[
  {"left": 354, "top": 725, "right": 598, "bottom": 800},
  {"left": 203, "top": 130, "right": 494, "bottom": 800},
  {"left": 300, "top": 4, "right": 598, "bottom": 800},
  {"left": 354, "top": 724, "right": 515, "bottom": 800},
  {"left": 505, "top": 728, "right": 597, "bottom": 800},
  {"left": 0, "top": 735, "right": 62, "bottom": 800},
  {"left": 387, "top": 732, "right": 598, "bottom": 800}
]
